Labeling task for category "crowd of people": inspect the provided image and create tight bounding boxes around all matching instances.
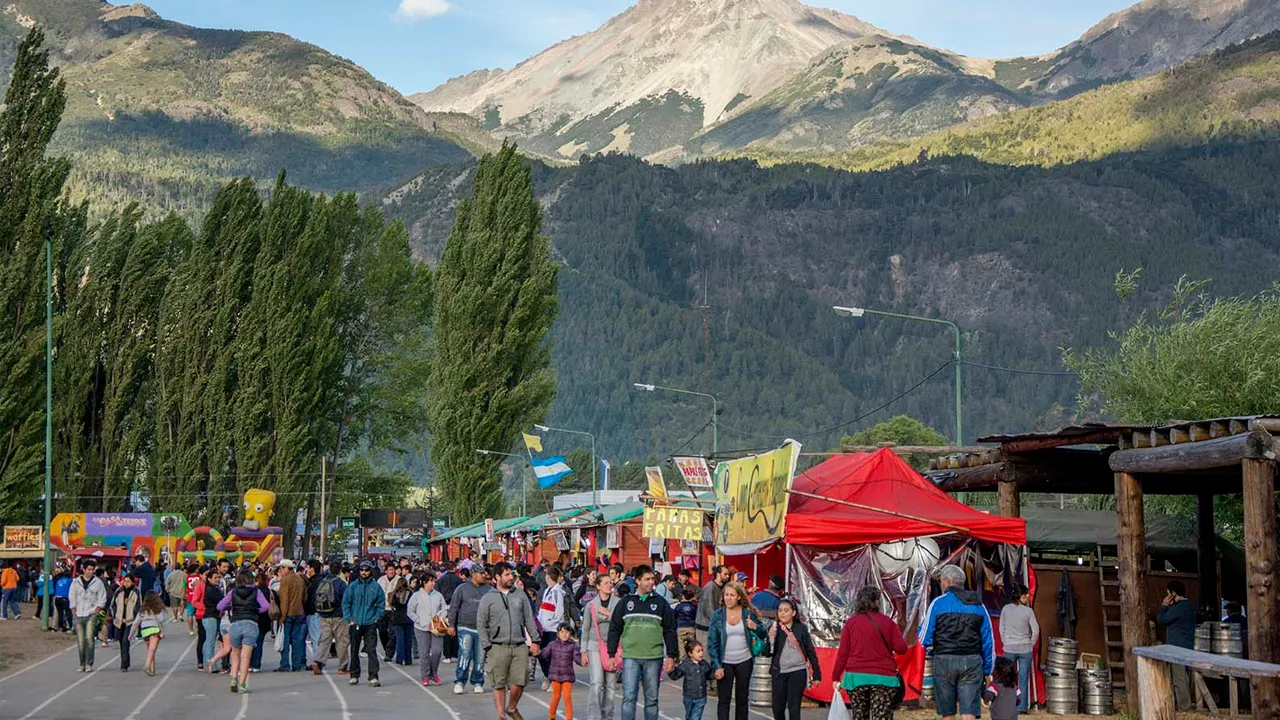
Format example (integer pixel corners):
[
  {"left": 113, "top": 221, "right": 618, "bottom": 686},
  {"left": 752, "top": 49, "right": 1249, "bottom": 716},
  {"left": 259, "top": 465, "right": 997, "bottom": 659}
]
[{"left": 1, "top": 551, "right": 1037, "bottom": 720}]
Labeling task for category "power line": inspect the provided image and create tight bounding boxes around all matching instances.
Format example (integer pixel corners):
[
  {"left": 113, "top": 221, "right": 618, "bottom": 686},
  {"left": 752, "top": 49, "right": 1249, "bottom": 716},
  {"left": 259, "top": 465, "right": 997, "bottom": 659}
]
[
  {"left": 666, "top": 418, "right": 714, "bottom": 458},
  {"left": 717, "top": 359, "right": 956, "bottom": 443},
  {"left": 960, "top": 360, "right": 1077, "bottom": 377}
]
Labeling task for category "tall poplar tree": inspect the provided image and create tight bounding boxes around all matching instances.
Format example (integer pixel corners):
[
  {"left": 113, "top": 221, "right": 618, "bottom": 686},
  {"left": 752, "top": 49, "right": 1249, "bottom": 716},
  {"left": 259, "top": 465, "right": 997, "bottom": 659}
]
[
  {"left": 0, "top": 28, "right": 84, "bottom": 523},
  {"left": 429, "top": 143, "right": 559, "bottom": 523}
]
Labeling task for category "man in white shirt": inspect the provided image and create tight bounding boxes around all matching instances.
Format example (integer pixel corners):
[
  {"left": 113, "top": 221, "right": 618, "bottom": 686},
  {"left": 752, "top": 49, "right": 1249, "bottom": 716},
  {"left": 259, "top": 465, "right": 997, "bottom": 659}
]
[
  {"left": 68, "top": 559, "right": 107, "bottom": 672},
  {"left": 377, "top": 565, "right": 399, "bottom": 660}
]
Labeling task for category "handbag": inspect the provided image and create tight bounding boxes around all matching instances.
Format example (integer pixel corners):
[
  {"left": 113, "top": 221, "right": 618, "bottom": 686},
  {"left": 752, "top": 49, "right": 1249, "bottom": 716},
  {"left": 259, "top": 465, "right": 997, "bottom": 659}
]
[
  {"left": 862, "top": 613, "right": 906, "bottom": 709},
  {"left": 591, "top": 600, "right": 623, "bottom": 672},
  {"left": 431, "top": 615, "right": 450, "bottom": 636},
  {"left": 747, "top": 613, "right": 770, "bottom": 657}
]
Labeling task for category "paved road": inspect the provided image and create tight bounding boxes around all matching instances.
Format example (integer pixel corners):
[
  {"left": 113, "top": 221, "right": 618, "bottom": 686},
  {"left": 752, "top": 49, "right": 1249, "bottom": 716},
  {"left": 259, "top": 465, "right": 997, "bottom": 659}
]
[{"left": 0, "top": 620, "right": 827, "bottom": 720}]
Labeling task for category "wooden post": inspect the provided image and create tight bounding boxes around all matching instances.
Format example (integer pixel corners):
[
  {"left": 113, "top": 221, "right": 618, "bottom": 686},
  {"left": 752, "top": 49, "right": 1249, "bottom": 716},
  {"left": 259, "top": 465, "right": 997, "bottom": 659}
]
[
  {"left": 1197, "top": 493, "right": 1219, "bottom": 613},
  {"left": 998, "top": 478, "right": 1021, "bottom": 518},
  {"left": 1116, "top": 471, "right": 1151, "bottom": 713},
  {"left": 1136, "top": 655, "right": 1176, "bottom": 720},
  {"left": 1242, "top": 458, "right": 1279, "bottom": 720}
]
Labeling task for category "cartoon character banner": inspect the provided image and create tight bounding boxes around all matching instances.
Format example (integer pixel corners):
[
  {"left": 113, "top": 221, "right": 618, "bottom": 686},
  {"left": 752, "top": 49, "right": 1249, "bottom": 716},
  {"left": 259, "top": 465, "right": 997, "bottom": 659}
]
[{"left": 713, "top": 439, "right": 800, "bottom": 554}]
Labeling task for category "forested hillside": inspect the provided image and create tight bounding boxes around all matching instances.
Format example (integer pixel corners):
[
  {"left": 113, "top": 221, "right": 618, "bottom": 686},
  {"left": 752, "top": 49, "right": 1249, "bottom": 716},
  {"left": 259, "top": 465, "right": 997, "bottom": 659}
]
[
  {"left": 0, "top": 1, "right": 469, "bottom": 215},
  {"left": 383, "top": 140, "right": 1280, "bottom": 462}
]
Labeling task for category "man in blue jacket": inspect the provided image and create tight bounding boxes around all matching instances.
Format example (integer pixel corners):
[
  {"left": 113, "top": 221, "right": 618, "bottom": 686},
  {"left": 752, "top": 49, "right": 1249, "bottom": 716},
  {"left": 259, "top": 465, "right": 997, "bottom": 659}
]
[
  {"left": 342, "top": 561, "right": 386, "bottom": 687},
  {"left": 918, "top": 565, "right": 994, "bottom": 720}
]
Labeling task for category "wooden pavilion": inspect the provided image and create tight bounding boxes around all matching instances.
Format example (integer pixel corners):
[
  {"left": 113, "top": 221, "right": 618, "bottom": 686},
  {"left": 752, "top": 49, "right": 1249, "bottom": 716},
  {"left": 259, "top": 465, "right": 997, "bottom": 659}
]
[{"left": 926, "top": 416, "right": 1279, "bottom": 720}]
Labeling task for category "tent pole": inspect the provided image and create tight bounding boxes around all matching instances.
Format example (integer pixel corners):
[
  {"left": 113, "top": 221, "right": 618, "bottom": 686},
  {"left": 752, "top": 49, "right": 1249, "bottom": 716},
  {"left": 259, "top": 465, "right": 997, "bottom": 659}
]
[
  {"left": 784, "top": 544, "right": 791, "bottom": 593},
  {"left": 786, "top": 489, "right": 972, "bottom": 535}
]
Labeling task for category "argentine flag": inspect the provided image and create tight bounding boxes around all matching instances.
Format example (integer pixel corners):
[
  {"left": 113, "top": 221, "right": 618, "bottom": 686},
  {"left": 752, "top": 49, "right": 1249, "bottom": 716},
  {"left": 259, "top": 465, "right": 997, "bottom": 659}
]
[{"left": 531, "top": 455, "right": 573, "bottom": 489}]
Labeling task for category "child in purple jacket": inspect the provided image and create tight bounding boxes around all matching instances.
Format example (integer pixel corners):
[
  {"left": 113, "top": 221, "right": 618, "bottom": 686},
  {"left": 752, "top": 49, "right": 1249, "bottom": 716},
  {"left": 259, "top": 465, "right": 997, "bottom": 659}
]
[{"left": 540, "top": 622, "right": 583, "bottom": 720}]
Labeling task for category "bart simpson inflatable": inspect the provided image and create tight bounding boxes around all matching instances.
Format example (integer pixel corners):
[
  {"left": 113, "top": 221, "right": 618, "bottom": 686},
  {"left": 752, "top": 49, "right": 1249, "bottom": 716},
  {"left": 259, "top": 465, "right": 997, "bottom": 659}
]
[{"left": 240, "top": 489, "right": 276, "bottom": 532}]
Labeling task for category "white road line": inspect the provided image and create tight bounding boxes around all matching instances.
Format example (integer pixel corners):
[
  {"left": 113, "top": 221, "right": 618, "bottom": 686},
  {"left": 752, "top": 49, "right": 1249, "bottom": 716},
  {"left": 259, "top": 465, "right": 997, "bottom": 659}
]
[
  {"left": 388, "top": 663, "right": 463, "bottom": 720},
  {"left": 657, "top": 674, "right": 772, "bottom": 720},
  {"left": 320, "top": 662, "right": 353, "bottom": 720},
  {"left": 124, "top": 639, "right": 195, "bottom": 720},
  {"left": 18, "top": 639, "right": 138, "bottom": 720},
  {"left": 232, "top": 684, "right": 249, "bottom": 720},
  {"left": 0, "top": 643, "right": 76, "bottom": 684}
]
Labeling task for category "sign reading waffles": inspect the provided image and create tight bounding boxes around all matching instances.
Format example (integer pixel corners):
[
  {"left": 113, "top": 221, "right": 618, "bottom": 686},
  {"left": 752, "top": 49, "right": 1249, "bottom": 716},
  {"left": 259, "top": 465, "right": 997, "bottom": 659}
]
[{"left": 3, "top": 525, "right": 43, "bottom": 551}]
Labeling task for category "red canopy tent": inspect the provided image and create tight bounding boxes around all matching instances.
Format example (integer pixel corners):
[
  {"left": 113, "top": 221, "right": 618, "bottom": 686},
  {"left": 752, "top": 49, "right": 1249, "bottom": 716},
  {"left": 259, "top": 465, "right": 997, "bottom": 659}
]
[
  {"left": 728, "top": 448, "right": 1028, "bottom": 705},
  {"left": 786, "top": 449, "right": 1026, "bottom": 546}
]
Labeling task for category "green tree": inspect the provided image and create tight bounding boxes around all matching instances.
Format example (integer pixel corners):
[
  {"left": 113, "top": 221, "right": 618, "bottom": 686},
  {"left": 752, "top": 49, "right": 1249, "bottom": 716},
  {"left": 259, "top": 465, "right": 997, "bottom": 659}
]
[
  {"left": 430, "top": 143, "right": 560, "bottom": 523},
  {"left": 1063, "top": 280, "right": 1280, "bottom": 543},
  {"left": 841, "top": 415, "right": 949, "bottom": 470},
  {"left": 0, "top": 28, "right": 83, "bottom": 523}
]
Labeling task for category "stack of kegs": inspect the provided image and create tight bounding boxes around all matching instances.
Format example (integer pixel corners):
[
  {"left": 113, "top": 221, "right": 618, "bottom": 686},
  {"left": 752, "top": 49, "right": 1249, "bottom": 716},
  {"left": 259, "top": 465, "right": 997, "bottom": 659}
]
[
  {"left": 1210, "top": 622, "right": 1244, "bottom": 658},
  {"left": 1045, "top": 637, "right": 1080, "bottom": 714},
  {"left": 749, "top": 656, "right": 773, "bottom": 707},
  {"left": 921, "top": 653, "right": 934, "bottom": 706},
  {"left": 1078, "top": 668, "right": 1114, "bottom": 714}
]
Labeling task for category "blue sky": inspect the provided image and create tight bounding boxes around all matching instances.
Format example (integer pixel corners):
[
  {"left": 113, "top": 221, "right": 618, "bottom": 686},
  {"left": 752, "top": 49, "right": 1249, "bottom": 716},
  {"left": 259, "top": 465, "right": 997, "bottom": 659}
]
[{"left": 143, "top": 0, "right": 1138, "bottom": 94}]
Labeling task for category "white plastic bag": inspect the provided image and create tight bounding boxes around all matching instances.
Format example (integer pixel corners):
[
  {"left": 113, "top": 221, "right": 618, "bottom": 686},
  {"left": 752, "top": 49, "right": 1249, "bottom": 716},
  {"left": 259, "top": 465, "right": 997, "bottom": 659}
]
[
  {"left": 827, "top": 689, "right": 850, "bottom": 720},
  {"left": 274, "top": 628, "right": 284, "bottom": 653}
]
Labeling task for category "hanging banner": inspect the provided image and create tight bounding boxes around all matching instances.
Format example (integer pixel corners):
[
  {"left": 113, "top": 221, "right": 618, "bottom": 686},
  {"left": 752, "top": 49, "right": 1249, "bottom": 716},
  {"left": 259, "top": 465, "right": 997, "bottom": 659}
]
[
  {"left": 3, "top": 525, "right": 43, "bottom": 551},
  {"left": 642, "top": 506, "right": 704, "bottom": 541},
  {"left": 645, "top": 466, "right": 668, "bottom": 500},
  {"left": 606, "top": 524, "right": 620, "bottom": 549},
  {"left": 713, "top": 439, "right": 801, "bottom": 554},
  {"left": 648, "top": 537, "right": 665, "bottom": 556},
  {"left": 673, "top": 457, "right": 713, "bottom": 489},
  {"left": 484, "top": 518, "right": 495, "bottom": 542}
]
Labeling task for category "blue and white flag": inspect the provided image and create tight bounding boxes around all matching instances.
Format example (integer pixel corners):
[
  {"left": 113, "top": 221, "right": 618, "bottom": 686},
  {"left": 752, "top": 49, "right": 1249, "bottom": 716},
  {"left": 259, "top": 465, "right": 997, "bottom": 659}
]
[
  {"left": 600, "top": 458, "right": 611, "bottom": 491},
  {"left": 531, "top": 455, "right": 574, "bottom": 489}
]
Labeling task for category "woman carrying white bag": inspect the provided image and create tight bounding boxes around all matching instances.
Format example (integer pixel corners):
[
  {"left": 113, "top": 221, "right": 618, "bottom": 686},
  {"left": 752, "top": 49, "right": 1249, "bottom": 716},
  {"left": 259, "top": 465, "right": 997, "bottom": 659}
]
[{"left": 579, "top": 574, "right": 623, "bottom": 720}]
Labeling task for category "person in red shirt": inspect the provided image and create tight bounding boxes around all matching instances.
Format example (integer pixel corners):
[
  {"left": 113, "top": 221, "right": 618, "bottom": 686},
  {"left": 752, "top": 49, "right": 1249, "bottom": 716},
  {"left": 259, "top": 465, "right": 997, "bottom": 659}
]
[{"left": 831, "top": 586, "right": 907, "bottom": 720}]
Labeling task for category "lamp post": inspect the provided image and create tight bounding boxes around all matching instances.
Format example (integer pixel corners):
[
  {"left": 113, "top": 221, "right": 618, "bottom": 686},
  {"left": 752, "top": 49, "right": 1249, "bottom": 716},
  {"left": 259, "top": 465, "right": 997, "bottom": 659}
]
[
  {"left": 833, "top": 305, "right": 963, "bottom": 445},
  {"left": 477, "top": 449, "right": 530, "bottom": 517},
  {"left": 534, "top": 424, "right": 597, "bottom": 509},
  {"left": 41, "top": 223, "right": 53, "bottom": 631},
  {"left": 633, "top": 383, "right": 719, "bottom": 456}
]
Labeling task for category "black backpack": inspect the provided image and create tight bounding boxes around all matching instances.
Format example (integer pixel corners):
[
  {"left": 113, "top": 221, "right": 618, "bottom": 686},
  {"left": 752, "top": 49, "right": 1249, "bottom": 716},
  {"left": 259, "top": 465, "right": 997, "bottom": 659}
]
[{"left": 314, "top": 577, "right": 338, "bottom": 615}]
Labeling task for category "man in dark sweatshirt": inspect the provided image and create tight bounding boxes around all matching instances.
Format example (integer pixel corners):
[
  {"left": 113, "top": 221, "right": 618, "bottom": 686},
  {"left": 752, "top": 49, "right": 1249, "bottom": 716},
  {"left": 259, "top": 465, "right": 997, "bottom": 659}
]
[
  {"left": 447, "top": 566, "right": 492, "bottom": 694},
  {"left": 607, "top": 565, "right": 677, "bottom": 720},
  {"left": 1158, "top": 580, "right": 1196, "bottom": 710}
]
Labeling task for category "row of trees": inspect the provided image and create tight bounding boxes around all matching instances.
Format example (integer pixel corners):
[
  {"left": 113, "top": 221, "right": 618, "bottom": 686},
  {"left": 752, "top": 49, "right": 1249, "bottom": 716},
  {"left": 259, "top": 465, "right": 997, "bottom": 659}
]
[{"left": 0, "top": 29, "right": 561, "bottom": 536}]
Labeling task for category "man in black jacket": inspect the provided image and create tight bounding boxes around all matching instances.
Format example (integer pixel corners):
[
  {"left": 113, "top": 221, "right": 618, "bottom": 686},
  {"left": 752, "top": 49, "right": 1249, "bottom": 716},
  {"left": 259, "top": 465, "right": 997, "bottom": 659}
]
[
  {"left": 437, "top": 562, "right": 462, "bottom": 662},
  {"left": 1158, "top": 580, "right": 1196, "bottom": 710}
]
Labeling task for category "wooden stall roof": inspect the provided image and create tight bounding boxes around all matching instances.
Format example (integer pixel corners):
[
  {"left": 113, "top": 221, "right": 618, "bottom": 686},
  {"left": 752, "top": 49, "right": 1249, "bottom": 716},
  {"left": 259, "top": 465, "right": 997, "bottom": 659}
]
[{"left": 927, "top": 415, "right": 1280, "bottom": 496}]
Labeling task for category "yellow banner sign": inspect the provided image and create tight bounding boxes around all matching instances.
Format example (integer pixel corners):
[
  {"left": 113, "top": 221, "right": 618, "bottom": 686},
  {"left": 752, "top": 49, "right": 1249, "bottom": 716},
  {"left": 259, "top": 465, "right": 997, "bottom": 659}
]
[
  {"left": 645, "top": 466, "right": 668, "bottom": 499},
  {"left": 714, "top": 440, "right": 801, "bottom": 554},
  {"left": 642, "top": 506, "right": 704, "bottom": 541},
  {"left": 3, "top": 525, "right": 44, "bottom": 551}
]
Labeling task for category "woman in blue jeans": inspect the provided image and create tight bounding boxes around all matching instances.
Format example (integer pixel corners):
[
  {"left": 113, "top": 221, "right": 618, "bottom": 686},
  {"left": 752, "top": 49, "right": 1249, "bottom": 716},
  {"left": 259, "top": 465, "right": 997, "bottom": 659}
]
[
  {"left": 998, "top": 585, "right": 1038, "bottom": 712},
  {"left": 200, "top": 569, "right": 225, "bottom": 675}
]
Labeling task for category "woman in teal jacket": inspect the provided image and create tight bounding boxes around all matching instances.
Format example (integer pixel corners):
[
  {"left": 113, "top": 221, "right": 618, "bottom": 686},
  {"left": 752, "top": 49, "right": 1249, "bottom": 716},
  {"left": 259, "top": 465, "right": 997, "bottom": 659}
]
[{"left": 706, "top": 582, "right": 769, "bottom": 720}]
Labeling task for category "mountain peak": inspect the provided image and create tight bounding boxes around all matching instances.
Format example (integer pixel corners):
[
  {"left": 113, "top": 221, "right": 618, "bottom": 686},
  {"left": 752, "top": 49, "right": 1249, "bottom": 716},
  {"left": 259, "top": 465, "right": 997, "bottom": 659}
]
[{"left": 411, "top": 0, "right": 891, "bottom": 158}]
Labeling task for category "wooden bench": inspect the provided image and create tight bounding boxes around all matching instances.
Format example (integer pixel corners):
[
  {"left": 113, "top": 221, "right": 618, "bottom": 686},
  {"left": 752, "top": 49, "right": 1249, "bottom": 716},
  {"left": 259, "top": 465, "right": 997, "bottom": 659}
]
[{"left": 1132, "top": 645, "right": 1280, "bottom": 719}]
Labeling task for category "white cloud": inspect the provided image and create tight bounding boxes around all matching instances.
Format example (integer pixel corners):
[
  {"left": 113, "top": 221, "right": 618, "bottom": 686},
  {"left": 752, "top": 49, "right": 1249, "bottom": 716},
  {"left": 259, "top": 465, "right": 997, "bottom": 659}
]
[{"left": 394, "top": 0, "right": 451, "bottom": 22}]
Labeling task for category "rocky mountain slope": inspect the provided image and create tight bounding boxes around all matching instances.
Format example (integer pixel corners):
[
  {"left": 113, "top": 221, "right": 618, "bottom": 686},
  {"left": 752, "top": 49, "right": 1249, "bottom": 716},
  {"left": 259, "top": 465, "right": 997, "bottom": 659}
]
[
  {"left": 1, "top": 0, "right": 470, "bottom": 214},
  {"left": 744, "top": 31, "right": 1280, "bottom": 172},
  {"left": 413, "top": 0, "right": 1280, "bottom": 162},
  {"left": 680, "top": 35, "right": 1023, "bottom": 157},
  {"left": 410, "top": 0, "right": 974, "bottom": 159},
  {"left": 995, "top": 0, "right": 1280, "bottom": 98}
]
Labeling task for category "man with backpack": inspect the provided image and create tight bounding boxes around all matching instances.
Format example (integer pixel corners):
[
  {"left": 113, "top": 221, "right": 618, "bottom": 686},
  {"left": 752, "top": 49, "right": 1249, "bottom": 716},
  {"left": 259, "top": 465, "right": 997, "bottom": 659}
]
[{"left": 312, "top": 561, "right": 349, "bottom": 675}]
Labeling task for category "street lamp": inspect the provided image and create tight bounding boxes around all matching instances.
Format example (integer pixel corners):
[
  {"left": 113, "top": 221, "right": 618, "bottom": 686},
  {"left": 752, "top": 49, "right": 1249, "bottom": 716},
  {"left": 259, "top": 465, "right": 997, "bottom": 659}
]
[
  {"left": 633, "top": 382, "right": 719, "bottom": 456},
  {"left": 477, "top": 449, "right": 530, "bottom": 517},
  {"left": 534, "top": 424, "right": 597, "bottom": 509},
  {"left": 833, "top": 305, "right": 963, "bottom": 445}
]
